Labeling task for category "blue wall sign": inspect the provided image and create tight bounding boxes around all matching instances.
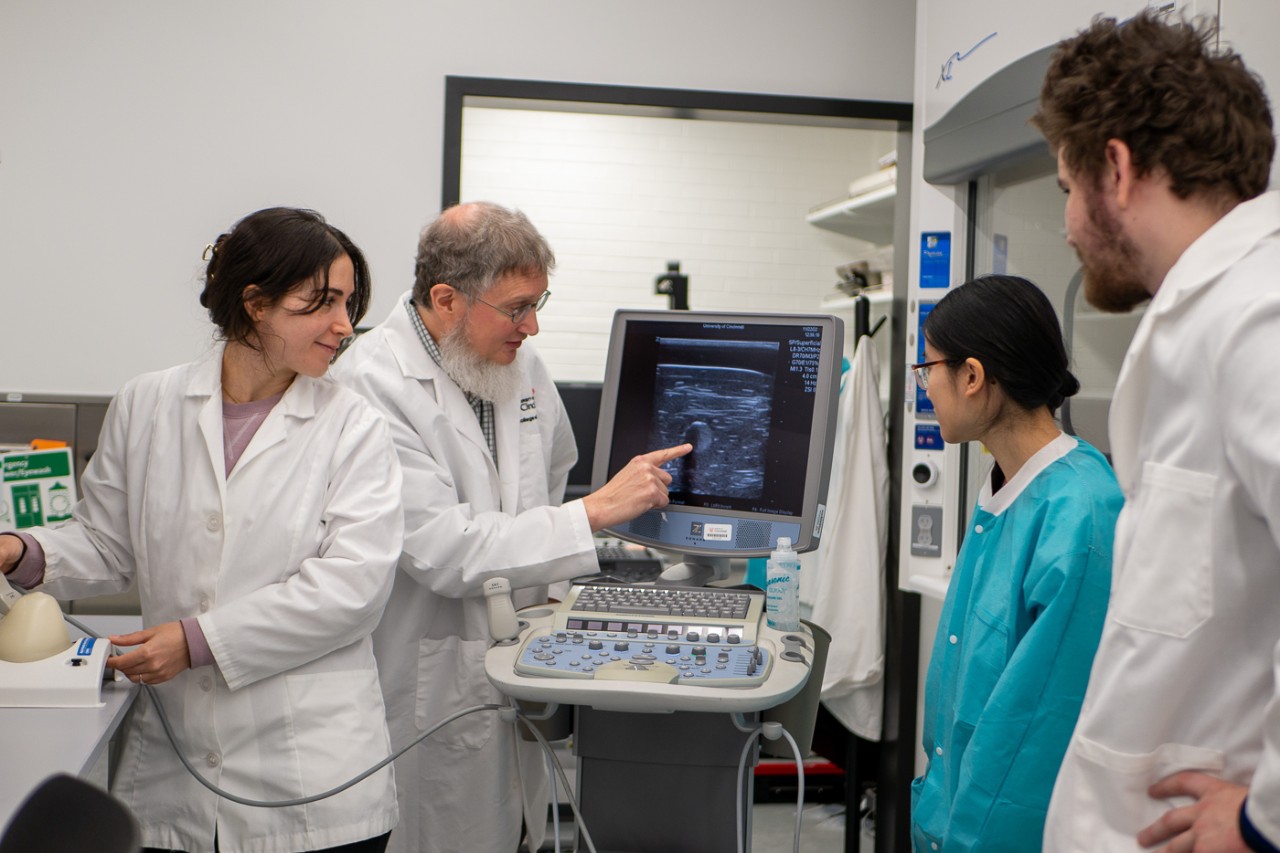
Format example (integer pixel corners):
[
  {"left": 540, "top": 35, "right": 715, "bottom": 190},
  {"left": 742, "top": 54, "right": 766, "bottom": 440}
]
[{"left": 920, "top": 231, "right": 951, "bottom": 289}]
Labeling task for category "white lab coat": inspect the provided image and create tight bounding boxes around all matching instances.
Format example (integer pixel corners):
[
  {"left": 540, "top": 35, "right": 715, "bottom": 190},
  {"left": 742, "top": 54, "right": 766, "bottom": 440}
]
[
  {"left": 330, "top": 294, "right": 597, "bottom": 853},
  {"left": 809, "top": 335, "right": 889, "bottom": 741},
  {"left": 1044, "top": 192, "right": 1280, "bottom": 850},
  {"left": 29, "top": 347, "right": 404, "bottom": 853}
]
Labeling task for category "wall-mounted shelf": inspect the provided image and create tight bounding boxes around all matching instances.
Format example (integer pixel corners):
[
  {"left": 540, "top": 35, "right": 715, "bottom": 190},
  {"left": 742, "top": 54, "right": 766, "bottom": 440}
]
[{"left": 806, "top": 169, "right": 896, "bottom": 245}]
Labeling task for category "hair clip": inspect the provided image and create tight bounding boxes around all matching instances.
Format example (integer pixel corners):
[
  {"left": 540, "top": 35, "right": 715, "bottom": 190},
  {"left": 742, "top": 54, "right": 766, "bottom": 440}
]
[{"left": 202, "top": 243, "right": 216, "bottom": 262}]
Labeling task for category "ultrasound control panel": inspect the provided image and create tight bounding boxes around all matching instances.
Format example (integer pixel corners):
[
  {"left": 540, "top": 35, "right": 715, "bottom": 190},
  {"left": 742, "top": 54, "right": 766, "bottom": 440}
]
[
  {"left": 486, "top": 581, "right": 811, "bottom": 713},
  {"left": 512, "top": 583, "right": 771, "bottom": 687},
  {"left": 514, "top": 627, "right": 771, "bottom": 686}
]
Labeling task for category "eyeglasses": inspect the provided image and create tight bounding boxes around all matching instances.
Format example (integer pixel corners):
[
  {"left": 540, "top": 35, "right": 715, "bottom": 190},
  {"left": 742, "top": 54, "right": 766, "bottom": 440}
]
[
  {"left": 910, "top": 358, "right": 951, "bottom": 391},
  {"left": 474, "top": 289, "right": 551, "bottom": 325}
]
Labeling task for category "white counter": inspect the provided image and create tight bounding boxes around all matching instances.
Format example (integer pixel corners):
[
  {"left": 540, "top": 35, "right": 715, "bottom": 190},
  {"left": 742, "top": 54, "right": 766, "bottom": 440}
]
[
  {"left": 0, "top": 679, "right": 138, "bottom": 825},
  {"left": 0, "top": 615, "right": 141, "bottom": 829}
]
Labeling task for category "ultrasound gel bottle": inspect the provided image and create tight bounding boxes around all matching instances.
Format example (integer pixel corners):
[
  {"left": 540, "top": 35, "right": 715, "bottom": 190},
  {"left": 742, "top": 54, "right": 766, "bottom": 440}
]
[{"left": 765, "top": 537, "right": 801, "bottom": 631}]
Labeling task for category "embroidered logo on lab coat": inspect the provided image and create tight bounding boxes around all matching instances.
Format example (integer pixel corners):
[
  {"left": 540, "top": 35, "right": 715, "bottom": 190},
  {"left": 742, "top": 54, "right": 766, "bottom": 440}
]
[{"left": 519, "top": 391, "right": 537, "bottom": 424}]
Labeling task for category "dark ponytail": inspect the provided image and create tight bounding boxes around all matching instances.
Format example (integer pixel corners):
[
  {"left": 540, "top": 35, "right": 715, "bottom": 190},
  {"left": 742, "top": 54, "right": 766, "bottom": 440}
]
[{"left": 923, "top": 274, "right": 1079, "bottom": 413}]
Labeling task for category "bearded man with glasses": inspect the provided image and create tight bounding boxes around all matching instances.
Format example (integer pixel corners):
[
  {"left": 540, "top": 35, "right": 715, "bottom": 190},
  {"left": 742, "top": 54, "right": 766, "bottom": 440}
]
[{"left": 331, "top": 201, "right": 688, "bottom": 853}]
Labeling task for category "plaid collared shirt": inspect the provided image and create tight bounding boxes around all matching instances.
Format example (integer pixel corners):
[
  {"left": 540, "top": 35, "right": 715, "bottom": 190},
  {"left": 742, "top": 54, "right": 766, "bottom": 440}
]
[{"left": 405, "top": 297, "right": 498, "bottom": 469}]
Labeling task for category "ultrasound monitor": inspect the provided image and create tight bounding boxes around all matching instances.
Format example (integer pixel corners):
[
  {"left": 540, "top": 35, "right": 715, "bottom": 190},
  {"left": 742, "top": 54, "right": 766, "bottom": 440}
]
[{"left": 593, "top": 310, "right": 844, "bottom": 585}]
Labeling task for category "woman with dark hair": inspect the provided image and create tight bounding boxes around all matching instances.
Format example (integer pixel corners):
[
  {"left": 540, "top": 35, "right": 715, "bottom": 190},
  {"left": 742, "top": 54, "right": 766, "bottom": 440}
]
[
  {"left": 909, "top": 275, "right": 1122, "bottom": 852},
  {"left": 0, "top": 207, "right": 403, "bottom": 852}
]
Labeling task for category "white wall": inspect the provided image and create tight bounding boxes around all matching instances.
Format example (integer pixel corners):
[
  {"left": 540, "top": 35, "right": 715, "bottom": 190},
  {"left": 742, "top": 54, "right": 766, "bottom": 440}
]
[
  {"left": 1221, "top": 0, "right": 1280, "bottom": 187},
  {"left": 460, "top": 107, "right": 896, "bottom": 381},
  {"left": 0, "top": 0, "right": 914, "bottom": 396}
]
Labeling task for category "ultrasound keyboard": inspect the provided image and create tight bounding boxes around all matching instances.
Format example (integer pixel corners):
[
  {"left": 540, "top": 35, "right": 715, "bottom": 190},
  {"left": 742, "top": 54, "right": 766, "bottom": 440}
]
[
  {"left": 562, "top": 583, "right": 761, "bottom": 642},
  {"left": 513, "top": 582, "right": 770, "bottom": 687}
]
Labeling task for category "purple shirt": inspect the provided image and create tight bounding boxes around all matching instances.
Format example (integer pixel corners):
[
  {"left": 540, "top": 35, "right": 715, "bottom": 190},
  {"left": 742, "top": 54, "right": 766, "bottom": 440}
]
[{"left": 223, "top": 394, "right": 281, "bottom": 476}]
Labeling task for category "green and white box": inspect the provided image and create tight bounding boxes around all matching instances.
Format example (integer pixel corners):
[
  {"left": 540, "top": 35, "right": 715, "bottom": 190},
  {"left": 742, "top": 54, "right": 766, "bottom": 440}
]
[{"left": 1, "top": 448, "right": 77, "bottom": 529}]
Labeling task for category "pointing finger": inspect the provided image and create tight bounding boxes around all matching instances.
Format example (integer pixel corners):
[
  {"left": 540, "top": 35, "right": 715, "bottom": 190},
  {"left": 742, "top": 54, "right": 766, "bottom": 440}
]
[{"left": 645, "top": 443, "right": 693, "bottom": 464}]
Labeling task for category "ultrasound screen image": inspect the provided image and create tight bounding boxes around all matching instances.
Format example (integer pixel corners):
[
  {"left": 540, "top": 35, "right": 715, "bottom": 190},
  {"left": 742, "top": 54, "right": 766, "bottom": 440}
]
[
  {"left": 608, "top": 318, "right": 822, "bottom": 517},
  {"left": 649, "top": 338, "right": 778, "bottom": 500}
]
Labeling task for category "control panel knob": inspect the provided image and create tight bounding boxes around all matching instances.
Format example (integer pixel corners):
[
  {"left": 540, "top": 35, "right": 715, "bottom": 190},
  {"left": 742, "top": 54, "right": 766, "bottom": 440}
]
[
  {"left": 614, "top": 642, "right": 630, "bottom": 652},
  {"left": 666, "top": 644, "right": 682, "bottom": 655},
  {"left": 588, "top": 640, "right": 603, "bottom": 650}
]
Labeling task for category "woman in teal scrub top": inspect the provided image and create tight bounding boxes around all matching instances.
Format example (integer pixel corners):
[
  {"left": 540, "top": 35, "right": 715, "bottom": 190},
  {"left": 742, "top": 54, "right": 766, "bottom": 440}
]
[{"left": 909, "top": 275, "right": 1122, "bottom": 852}]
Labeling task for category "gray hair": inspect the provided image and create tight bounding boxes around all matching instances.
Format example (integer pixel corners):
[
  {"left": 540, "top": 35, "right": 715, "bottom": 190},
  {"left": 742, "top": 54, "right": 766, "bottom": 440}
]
[{"left": 412, "top": 202, "right": 555, "bottom": 306}]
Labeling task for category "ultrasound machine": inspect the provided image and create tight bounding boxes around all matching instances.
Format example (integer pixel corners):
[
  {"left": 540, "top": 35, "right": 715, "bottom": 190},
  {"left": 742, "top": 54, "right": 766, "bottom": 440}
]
[{"left": 484, "top": 309, "right": 844, "bottom": 853}]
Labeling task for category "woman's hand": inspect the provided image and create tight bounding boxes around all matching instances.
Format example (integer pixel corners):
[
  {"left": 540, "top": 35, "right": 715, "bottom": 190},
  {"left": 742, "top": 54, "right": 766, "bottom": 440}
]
[
  {"left": 108, "top": 621, "right": 191, "bottom": 685},
  {"left": 0, "top": 533, "right": 25, "bottom": 575}
]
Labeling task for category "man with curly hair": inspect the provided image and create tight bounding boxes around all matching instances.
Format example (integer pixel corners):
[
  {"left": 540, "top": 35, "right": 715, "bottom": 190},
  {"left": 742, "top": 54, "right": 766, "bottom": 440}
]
[{"left": 1031, "top": 10, "right": 1280, "bottom": 853}]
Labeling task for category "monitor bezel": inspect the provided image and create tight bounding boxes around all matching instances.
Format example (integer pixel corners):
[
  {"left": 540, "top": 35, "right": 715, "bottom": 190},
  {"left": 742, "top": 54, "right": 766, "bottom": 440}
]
[{"left": 591, "top": 308, "right": 844, "bottom": 558}]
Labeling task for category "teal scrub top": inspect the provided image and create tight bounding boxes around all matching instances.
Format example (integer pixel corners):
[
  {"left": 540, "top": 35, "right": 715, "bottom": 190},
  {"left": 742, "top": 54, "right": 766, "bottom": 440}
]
[{"left": 911, "top": 436, "right": 1122, "bottom": 853}]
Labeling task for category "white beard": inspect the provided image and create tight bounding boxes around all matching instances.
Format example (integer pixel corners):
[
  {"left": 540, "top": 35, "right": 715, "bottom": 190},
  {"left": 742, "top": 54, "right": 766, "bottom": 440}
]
[{"left": 438, "top": 320, "right": 524, "bottom": 403}]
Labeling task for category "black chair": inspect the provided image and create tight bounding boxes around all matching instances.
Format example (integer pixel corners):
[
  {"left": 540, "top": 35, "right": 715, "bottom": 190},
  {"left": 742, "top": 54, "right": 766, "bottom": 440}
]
[{"left": 0, "top": 773, "right": 140, "bottom": 853}]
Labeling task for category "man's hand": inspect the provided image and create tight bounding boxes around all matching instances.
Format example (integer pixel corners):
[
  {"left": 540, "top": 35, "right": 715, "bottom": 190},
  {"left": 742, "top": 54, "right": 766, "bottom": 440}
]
[
  {"left": 1138, "top": 771, "right": 1250, "bottom": 852},
  {"left": 108, "top": 621, "right": 192, "bottom": 686},
  {"left": 582, "top": 443, "right": 692, "bottom": 532}
]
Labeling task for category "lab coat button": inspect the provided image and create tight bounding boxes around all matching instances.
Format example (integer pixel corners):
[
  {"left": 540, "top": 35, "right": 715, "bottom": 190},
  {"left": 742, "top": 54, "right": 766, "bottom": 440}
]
[
  {"left": 974, "top": 524, "right": 984, "bottom": 534},
  {"left": 199, "top": 597, "right": 210, "bottom": 613},
  {"left": 206, "top": 752, "right": 220, "bottom": 767},
  {"left": 206, "top": 514, "right": 221, "bottom": 532},
  {"left": 949, "top": 635, "right": 958, "bottom": 645},
  {"left": 932, "top": 844, "right": 939, "bottom": 851},
  {"left": 199, "top": 675, "right": 212, "bottom": 691},
  {"left": 935, "top": 747, "right": 943, "bottom": 756}
]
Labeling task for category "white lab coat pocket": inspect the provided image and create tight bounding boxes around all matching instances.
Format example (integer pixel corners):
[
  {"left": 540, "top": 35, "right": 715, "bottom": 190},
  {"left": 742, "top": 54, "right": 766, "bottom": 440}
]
[
  {"left": 284, "top": 669, "right": 394, "bottom": 809},
  {"left": 1111, "top": 462, "right": 1215, "bottom": 638},
  {"left": 1063, "top": 736, "right": 1225, "bottom": 841},
  {"left": 415, "top": 635, "right": 495, "bottom": 749},
  {"left": 517, "top": 419, "right": 551, "bottom": 511}
]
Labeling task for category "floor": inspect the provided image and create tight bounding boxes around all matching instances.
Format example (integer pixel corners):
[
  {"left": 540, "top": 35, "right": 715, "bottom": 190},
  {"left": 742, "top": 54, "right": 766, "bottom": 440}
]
[
  {"left": 532, "top": 794, "right": 866, "bottom": 852},
  {"left": 751, "top": 801, "right": 851, "bottom": 852}
]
